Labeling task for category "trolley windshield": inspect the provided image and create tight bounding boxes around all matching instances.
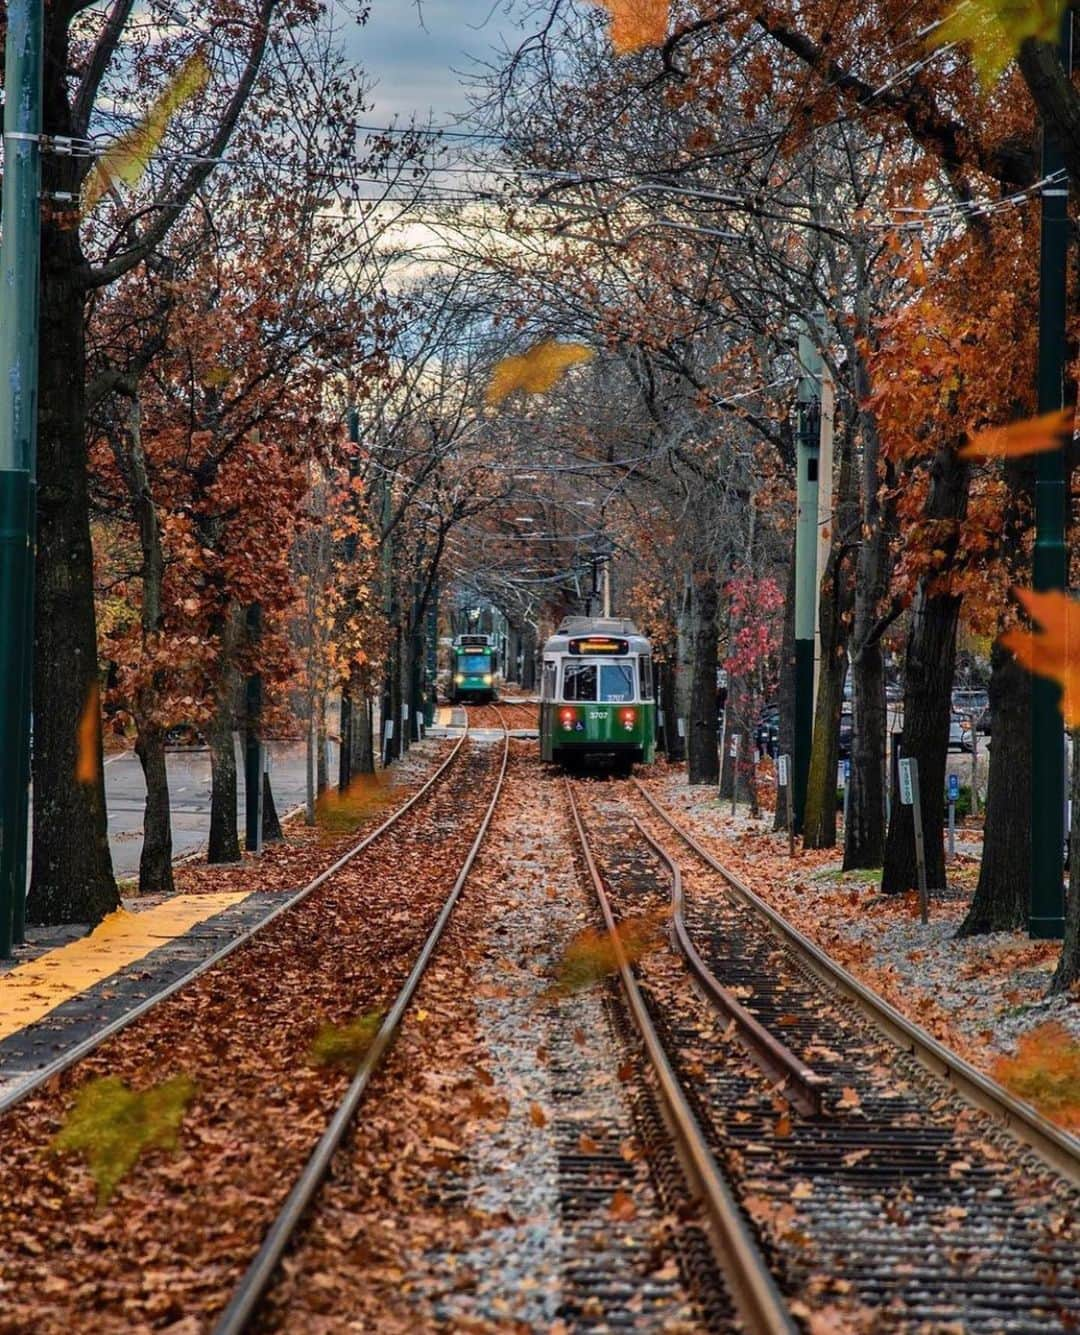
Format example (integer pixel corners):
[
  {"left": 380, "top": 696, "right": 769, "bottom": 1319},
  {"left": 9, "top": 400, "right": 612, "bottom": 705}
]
[
  {"left": 562, "top": 660, "right": 635, "bottom": 702},
  {"left": 459, "top": 653, "right": 491, "bottom": 673}
]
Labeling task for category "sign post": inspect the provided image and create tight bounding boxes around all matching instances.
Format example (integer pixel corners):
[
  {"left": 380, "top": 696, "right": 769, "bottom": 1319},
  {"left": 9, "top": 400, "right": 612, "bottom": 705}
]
[
  {"left": 730, "top": 733, "right": 740, "bottom": 816},
  {"left": 778, "top": 754, "right": 794, "bottom": 857},
  {"left": 899, "top": 758, "right": 928, "bottom": 924},
  {"left": 947, "top": 772, "right": 959, "bottom": 862}
]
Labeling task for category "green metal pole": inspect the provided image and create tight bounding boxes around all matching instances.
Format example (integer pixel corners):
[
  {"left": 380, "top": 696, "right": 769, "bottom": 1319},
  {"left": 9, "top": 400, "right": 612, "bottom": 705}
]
[
  {"left": 1030, "top": 14, "right": 1072, "bottom": 940},
  {"left": 0, "top": 0, "right": 43, "bottom": 957},
  {"left": 793, "top": 329, "right": 820, "bottom": 833}
]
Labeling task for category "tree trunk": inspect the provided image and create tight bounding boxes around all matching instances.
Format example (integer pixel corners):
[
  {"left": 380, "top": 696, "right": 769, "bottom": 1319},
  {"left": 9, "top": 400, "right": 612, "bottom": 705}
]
[
  {"left": 25, "top": 196, "right": 120, "bottom": 925},
  {"left": 687, "top": 574, "right": 720, "bottom": 784},
  {"left": 316, "top": 693, "right": 328, "bottom": 793},
  {"left": 958, "top": 645, "right": 1031, "bottom": 934},
  {"left": 338, "top": 679, "right": 352, "bottom": 793},
  {"left": 1050, "top": 728, "right": 1080, "bottom": 993},
  {"left": 803, "top": 641, "right": 847, "bottom": 847},
  {"left": 672, "top": 581, "right": 692, "bottom": 762},
  {"left": 351, "top": 678, "right": 375, "bottom": 776},
  {"left": 207, "top": 688, "right": 241, "bottom": 863},
  {"left": 774, "top": 549, "right": 797, "bottom": 832},
  {"left": 842, "top": 340, "right": 892, "bottom": 868},
  {"left": 262, "top": 771, "right": 283, "bottom": 843},
  {"left": 882, "top": 445, "right": 969, "bottom": 895},
  {"left": 134, "top": 724, "right": 173, "bottom": 894}
]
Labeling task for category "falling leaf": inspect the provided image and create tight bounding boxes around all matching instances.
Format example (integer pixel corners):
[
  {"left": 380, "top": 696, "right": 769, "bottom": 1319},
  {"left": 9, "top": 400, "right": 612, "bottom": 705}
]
[
  {"left": 76, "top": 682, "right": 100, "bottom": 785},
  {"left": 308, "top": 1009, "right": 384, "bottom": 1074},
  {"left": 837, "top": 1086, "right": 862, "bottom": 1111},
  {"left": 774, "top": 1112, "right": 792, "bottom": 1138},
  {"left": 578, "top": 1132, "right": 601, "bottom": 1153},
  {"left": 991, "top": 1021, "right": 1080, "bottom": 1129},
  {"left": 529, "top": 1102, "right": 549, "bottom": 1128},
  {"left": 841, "top": 1147, "right": 871, "bottom": 1168},
  {"left": 591, "top": 0, "right": 669, "bottom": 53},
  {"left": 82, "top": 53, "right": 211, "bottom": 216},
  {"left": 50, "top": 1074, "right": 195, "bottom": 1205},
  {"left": 547, "top": 910, "right": 668, "bottom": 996},
  {"left": 927, "top": 0, "right": 1068, "bottom": 87},
  {"left": 485, "top": 341, "right": 595, "bottom": 407},
  {"left": 608, "top": 1187, "right": 638, "bottom": 1221},
  {"left": 1001, "top": 588, "right": 1080, "bottom": 726},
  {"left": 791, "top": 1180, "right": 814, "bottom": 1200},
  {"left": 958, "top": 408, "right": 1073, "bottom": 459}
]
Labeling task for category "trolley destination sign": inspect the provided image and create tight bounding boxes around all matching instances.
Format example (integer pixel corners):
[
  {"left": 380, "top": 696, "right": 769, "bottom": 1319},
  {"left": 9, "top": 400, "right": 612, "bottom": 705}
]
[{"left": 567, "top": 636, "right": 630, "bottom": 655}]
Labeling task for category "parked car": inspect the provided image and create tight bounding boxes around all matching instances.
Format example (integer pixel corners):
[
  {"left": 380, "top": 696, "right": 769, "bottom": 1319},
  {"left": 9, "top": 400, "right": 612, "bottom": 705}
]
[
  {"left": 754, "top": 704, "right": 779, "bottom": 758},
  {"left": 952, "top": 688, "right": 990, "bottom": 734},
  {"left": 165, "top": 722, "right": 205, "bottom": 747},
  {"left": 948, "top": 714, "right": 975, "bottom": 753}
]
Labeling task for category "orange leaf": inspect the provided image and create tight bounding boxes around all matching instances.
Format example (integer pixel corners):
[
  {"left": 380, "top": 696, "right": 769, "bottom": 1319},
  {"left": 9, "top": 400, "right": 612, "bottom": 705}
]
[
  {"left": 1001, "top": 588, "right": 1080, "bottom": 726},
  {"left": 529, "top": 1102, "right": 549, "bottom": 1128},
  {"left": 959, "top": 408, "right": 1073, "bottom": 459},
  {"left": 608, "top": 1187, "right": 637, "bottom": 1221},
  {"left": 592, "top": 0, "right": 669, "bottom": 53},
  {"left": 75, "top": 682, "right": 100, "bottom": 785},
  {"left": 837, "top": 1086, "right": 862, "bottom": 1111},
  {"left": 486, "top": 341, "right": 594, "bottom": 407}
]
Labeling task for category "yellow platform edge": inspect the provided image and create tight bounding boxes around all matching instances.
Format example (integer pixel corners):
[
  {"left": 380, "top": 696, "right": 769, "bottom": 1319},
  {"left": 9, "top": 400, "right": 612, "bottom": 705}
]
[{"left": 0, "top": 892, "right": 248, "bottom": 1041}]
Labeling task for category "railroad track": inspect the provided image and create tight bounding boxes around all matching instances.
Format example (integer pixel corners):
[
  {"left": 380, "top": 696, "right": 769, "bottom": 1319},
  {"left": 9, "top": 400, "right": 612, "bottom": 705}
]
[
  {"left": 0, "top": 723, "right": 509, "bottom": 1329},
  {"left": 564, "top": 778, "right": 793, "bottom": 1334},
  {"left": 464, "top": 699, "right": 538, "bottom": 730},
  {"left": 568, "top": 776, "right": 1080, "bottom": 1331},
  {"left": 0, "top": 730, "right": 469, "bottom": 1116},
  {"left": 214, "top": 712, "right": 511, "bottom": 1331}
]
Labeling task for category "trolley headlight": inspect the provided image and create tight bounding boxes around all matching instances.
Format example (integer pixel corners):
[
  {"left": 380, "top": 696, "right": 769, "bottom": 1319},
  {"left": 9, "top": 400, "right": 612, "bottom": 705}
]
[
  {"left": 483, "top": 673, "right": 493, "bottom": 685},
  {"left": 454, "top": 673, "right": 464, "bottom": 684},
  {"left": 620, "top": 707, "right": 637, "bottom": 731}
]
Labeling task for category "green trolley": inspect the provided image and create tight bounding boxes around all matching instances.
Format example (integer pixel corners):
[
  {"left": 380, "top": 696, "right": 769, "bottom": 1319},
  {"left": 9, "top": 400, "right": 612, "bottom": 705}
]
[
  {"left": 539, "top": 617, "right": 656, "bottom": 774},
  {"left": 449, "top": 635, "right": 497, "bottom": 704}
]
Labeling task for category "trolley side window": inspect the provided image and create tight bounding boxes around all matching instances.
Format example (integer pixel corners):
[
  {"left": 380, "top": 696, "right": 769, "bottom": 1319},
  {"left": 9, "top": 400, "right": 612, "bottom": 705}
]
[
  {"left": 599, "top": 662, "right": 635, "bottom": 702},
  {"left": 639, "top": 656, "right": 654, "bottom": 699},
  {"left": 541, "top": 661, "right": 557, "bottom": 700},
  {"left": 562, "top": 662, "right": 597, "bottom": 701}
]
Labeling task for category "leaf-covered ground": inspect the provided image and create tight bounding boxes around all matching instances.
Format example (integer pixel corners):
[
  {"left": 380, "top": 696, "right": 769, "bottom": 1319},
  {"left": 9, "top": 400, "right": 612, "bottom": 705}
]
[{"left": 640, "top": 767, "right": 1080, "bottom": 1133}]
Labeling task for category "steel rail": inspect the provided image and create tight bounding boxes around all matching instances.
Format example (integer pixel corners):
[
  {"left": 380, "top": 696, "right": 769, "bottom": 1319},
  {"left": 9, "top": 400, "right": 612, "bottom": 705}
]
[
  {"left": 0, "top": 731, "right": 471, "bottom": 1117},
  {"left": 630, "top": 814, "right": 828, "bottom": 1116},
  {"left": 632, "top": 780, "right": 1080, "bottom": 1188},
  {"left": 564, "top": 780, "right": 796, "bottom": 1335},
  {"left": 213, "top": 715, "right": 511, "bottom": 1335}
]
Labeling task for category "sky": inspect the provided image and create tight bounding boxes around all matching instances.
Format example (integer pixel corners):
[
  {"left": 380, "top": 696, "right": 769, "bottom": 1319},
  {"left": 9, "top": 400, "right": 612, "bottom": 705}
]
[{"left": 346, "top": 0, "right": 529, "bottom": 128}]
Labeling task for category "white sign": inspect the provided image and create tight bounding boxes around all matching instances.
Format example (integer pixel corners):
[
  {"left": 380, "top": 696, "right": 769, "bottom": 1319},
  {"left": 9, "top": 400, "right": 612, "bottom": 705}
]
[
  {"left": 777, "top": 754, "right": 789, "bottom": 786},
  {"left": 729, "top": 733, "right": 741, "bottom": 758},
  {"left": 898, "top": 757, "right": 915, "bottom": 806},
  {"left": 384, "top": 719, "right": 394, "bottom": 740}
]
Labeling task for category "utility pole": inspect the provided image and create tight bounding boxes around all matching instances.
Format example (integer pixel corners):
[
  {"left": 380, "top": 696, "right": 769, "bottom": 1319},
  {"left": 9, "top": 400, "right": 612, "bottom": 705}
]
[
  {"left": 793, "top": 329, "right": 821, "bottom": 833},
  {"left": 0, "top": 0, "right": 43, "bottom": 956},
  {"left": 1030, "top": 12, "right": 1072, "bottom": 940}
]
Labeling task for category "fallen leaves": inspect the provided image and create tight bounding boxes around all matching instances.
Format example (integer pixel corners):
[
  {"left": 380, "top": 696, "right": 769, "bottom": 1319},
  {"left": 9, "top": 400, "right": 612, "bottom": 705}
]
[
  {"left": 485, "top": 340, "right": 595, "bottom": 407},
  {"left": 991, "top": 1021, "right": 1080, "bottom": 1129},
  {"left": 1001, "top": 588, "right": 1080, "bottom": 725},
  {"left": 50, "top": 1074, "right": 196, "bottom": 1205},
  {"left": 608, "top": 1187, "right": 638, "bottom": 1221}
]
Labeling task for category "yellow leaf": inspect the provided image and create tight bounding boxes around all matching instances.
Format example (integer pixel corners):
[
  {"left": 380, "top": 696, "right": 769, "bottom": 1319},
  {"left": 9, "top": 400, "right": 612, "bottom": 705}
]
[
  {"left": 82, "top": 53, "right": 211, "bottom": 217},
  {"left": 1001, "top": 588, "right": 1080, "bottom": 726},
  {"left": 592, "top": 0, "right": 669, "bottom": 54},
  {"left": 791, "top": 1180, "right": 814, "bottom": 1199},
  {"left": 958, "top": 408, "right": 1073, "bottom": 459},
  {"left": 928, "top": 0, "right": 1068, "bottom": 88},
  {"left": 486, "top": 340, "right": 595, "bottom": 407}
]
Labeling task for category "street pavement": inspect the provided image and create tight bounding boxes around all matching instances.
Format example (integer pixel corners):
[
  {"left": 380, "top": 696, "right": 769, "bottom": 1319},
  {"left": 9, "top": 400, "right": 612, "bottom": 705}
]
[{"left": 90, "top": 737, "right": 336, "bottom": 880}]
